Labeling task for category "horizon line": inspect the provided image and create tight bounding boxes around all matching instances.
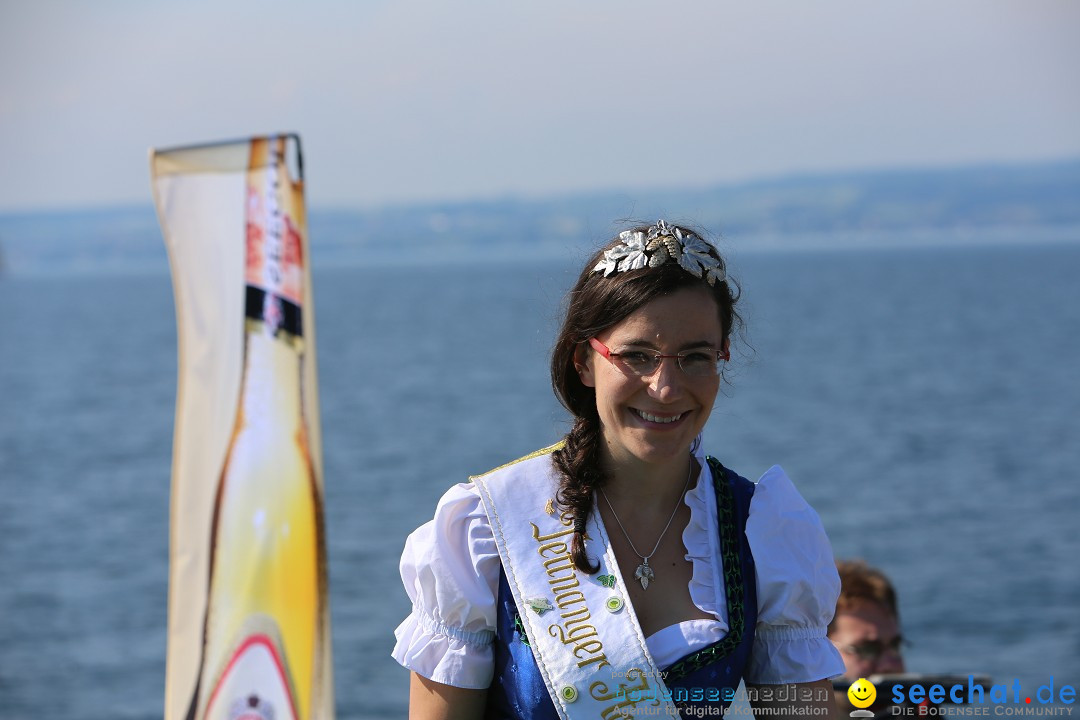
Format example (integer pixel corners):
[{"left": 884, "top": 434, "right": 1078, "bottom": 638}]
[{"left": 2, "top": 155, "right": 1078, "bottom": 219}]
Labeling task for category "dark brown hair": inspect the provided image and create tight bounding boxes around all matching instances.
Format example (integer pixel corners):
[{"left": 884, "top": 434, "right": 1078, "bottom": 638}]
[{"left": 550, "top": 224, "right": 741, "bottom": 573}]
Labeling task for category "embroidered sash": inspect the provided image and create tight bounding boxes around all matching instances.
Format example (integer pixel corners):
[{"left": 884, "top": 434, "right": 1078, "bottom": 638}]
[{"left": 472, "top": 445, "right": 680, "bottom": 719}]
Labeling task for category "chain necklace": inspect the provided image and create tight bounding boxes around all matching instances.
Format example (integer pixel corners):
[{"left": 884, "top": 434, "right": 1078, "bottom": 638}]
[{"left": 599, "top": 460, "right": 694, "bottom": 590}]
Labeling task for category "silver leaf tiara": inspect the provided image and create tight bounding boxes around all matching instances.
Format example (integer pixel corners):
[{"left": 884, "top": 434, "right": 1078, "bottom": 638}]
[{"left": 592, "top": 220, "right": 726, "bottom": 286}]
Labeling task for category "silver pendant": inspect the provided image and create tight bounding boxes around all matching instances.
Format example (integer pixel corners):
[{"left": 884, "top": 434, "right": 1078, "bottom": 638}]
[{"left": 634, "top": 558, "right": 655, "bottom": 590}]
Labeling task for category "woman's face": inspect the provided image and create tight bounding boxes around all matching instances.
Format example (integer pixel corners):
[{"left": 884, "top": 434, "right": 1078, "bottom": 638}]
[{"left": 577, "top": 285, "right": 726, "bottom": 471}]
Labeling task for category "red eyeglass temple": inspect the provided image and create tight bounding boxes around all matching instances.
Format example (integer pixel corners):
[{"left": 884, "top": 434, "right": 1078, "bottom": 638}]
[{"left": 588, "top": 337, "right": 614, "bottom": 358}]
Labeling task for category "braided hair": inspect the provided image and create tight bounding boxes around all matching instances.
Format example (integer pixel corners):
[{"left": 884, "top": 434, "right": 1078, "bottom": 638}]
[{"left": 550, "top": 224, "right": 741, "bottom": 573}]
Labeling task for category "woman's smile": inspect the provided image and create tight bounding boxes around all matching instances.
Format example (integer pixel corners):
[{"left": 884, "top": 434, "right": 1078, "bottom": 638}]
[{"left": 630, "top": 408, "right": 688, "bottom": 425}]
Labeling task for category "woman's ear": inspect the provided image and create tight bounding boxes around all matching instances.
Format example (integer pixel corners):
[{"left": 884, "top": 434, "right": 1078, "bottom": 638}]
[{"left": 574, "top": 342, "right": 595, "bottom": 388}]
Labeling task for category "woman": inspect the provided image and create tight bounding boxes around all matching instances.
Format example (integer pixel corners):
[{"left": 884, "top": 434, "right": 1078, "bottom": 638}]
[{"left": 393, "top": 221, "right": 843, "bottom": 718}]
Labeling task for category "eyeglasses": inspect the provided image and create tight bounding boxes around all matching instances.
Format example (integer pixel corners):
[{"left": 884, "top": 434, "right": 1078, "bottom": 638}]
[
  {"left": 832, "top": 637, "right": 907, "bottom": 663},
  {"left": 588, "top": 337, "right": 729, "bottom": 378}
]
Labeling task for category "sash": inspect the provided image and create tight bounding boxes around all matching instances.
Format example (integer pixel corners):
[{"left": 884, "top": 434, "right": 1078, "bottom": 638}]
[{"left": 472, "top": 446, "right": 680, "bottom": 719}]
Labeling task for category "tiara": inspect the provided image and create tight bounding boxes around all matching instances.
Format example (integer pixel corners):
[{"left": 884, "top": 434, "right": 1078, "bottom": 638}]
[{"left": 592, "top": 220, "right": 726, "bottom": 286}]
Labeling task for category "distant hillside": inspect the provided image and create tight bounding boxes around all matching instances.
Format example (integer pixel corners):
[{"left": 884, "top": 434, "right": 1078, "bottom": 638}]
[{"left": 2, "top": 159, "right": 1078, "bottom": 275}]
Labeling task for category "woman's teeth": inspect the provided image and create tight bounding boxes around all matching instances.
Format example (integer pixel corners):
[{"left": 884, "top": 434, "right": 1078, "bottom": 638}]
[{"left": 635, "top": 409, "right": 684, "bottom": 424}]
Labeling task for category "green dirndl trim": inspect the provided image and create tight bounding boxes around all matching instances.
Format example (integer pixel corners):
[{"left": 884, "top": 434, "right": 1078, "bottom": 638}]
[{"left": 662, "top": 456, "right": 748, "bottom": 682}]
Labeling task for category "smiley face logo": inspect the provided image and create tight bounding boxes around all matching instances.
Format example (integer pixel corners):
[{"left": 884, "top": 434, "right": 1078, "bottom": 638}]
[{"left": 847, "top": 677, "right": 877, "bottom": 709}]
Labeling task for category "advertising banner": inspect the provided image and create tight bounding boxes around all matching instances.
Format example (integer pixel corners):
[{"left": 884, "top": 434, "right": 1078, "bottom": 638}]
[{"left": 151, "top": 135, "right": 334, "bottom": 720}]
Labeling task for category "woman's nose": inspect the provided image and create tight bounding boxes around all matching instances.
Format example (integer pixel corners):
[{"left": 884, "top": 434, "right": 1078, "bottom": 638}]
[{"left": 647, "top": 356, "right": 684, "bottom": 399}]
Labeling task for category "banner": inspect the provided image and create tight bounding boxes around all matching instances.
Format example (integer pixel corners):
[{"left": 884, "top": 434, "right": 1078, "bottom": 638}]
[{"left": 151, "top": 135, "right": 334, "bottom": 720}]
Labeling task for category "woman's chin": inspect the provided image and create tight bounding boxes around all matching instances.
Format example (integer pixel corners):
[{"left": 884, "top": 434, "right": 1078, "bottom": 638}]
[{"left": 622, "top": 433, "right": 698, "bottom": 467}]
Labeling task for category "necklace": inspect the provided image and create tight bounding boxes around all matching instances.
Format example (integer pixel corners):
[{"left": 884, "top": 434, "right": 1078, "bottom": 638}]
[{"left": 599, "top": 460, "right": 694, "bottom": 591}]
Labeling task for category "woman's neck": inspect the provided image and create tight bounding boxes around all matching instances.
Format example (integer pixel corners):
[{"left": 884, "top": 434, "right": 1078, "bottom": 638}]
[{"left": 599, "top": 446, "right": 696, "bottom": 508}]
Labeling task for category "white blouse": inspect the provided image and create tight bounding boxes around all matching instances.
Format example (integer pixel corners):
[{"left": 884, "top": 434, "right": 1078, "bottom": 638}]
[{"left": 392, "top": 448, "right": 845, "bottom": 690}]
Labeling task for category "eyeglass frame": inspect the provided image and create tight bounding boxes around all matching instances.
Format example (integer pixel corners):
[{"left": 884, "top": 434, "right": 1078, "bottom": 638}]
[
  {"left": 831, "top": 636, "right": 908, "bottom": 663},
  {"left": 587, "top": 337, "right": 730, "bottom": 377}
]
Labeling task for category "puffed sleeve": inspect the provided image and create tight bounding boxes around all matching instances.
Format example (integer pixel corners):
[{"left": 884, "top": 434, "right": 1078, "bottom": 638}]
[
  {"left": 744, "top": 466, "right": 846, "bottom": 685},
  {"left": 391, "top": 482, "right": 502, "bottom": 689}
]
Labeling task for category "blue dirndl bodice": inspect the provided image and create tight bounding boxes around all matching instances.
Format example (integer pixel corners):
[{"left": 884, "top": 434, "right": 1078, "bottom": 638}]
[{"left": 485, "top": 457, "right": 758, "bottom": 719}]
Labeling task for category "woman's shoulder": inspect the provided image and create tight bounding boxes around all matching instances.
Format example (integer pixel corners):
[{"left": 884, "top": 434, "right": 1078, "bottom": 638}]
[
  {"left": 468, "top": 441, "right": 564, "bottom": 483},
  {"left": 404, "top": 441, "right": 567, "bottom": 564},
  {"left": 401, "top": 481, "right": 491, "bottom": 568},
  {"left": 746, "top": 465, "right": 829, "bottom": 531},
  {"left": 706, "top": 458, "right": 821, "bottom": 514}
]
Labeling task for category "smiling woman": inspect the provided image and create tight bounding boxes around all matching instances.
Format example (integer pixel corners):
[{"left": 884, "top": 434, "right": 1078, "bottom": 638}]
[
  {"left": 575, "top": 287, "right": 726, "bottom": 485},
  {"left": 391, "top": 221, "right": 843, "bottom": 719}
]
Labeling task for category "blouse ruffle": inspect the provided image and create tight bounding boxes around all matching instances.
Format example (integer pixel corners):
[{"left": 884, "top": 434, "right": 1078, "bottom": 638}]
[
  {"left": 391, "top": 482, "right": 501, "bottom": 689},
  {"left": 392, "top": 455, "right": 844, "bottom": 688}
]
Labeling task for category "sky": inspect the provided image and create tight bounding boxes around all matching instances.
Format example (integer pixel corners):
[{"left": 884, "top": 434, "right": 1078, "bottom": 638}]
[{"left": 0, "top": 0, "right": 1078, "bottom": 212}]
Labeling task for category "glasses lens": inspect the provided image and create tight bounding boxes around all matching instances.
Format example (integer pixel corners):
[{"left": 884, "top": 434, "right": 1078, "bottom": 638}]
[
  {"left": 679, "top": 351, "right": 721, "bottom": 377},
  {"left": 851, "top": 640, "right": 903, "bottom": 660},
  {"left": 617, "top": 350, "right": 660, "bottom": 376},
  {"left": 853, "top": 643, "right": 882, "bottom": 660}
]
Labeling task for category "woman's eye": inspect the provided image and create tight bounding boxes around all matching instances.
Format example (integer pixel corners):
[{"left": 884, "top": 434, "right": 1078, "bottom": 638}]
[
  {"left": 619, "top": 351, "right": 652, "bottom": 366},
  {"left": 681, "top": 352, "right": 716, "bottom": 370}
]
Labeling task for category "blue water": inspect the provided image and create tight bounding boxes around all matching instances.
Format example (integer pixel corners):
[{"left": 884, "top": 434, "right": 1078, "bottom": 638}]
[{"left": 1, "top": 240, "right": 1079, "bottom": 718}]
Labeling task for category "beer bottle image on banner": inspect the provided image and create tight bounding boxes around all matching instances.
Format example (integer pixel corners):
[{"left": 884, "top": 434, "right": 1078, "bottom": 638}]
[{"left": 189, "top": 137, "right": 326, "bottom": 720}]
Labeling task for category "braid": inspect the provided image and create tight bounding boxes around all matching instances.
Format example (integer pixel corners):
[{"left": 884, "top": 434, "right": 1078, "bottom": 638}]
[{"left": 552, "top": 415, "right": 604, "bottom": 574}]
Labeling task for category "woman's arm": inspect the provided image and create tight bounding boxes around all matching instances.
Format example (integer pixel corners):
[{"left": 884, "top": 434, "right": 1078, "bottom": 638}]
[
  {"left": 409, "top": 673, "right": 487, "bottom": 720},
  {"left": 747, "top": 679, "right": 839, "bottom": 719}
]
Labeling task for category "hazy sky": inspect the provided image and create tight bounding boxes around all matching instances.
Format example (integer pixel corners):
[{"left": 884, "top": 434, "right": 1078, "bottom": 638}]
[{"left": 1, "top": 0, "right": 1078, "bottom": 212}]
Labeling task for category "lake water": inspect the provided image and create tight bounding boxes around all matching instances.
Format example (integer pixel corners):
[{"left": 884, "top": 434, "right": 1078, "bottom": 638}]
[{"left": 1, "top": 239, "right": 1078, "bottom": 718}]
